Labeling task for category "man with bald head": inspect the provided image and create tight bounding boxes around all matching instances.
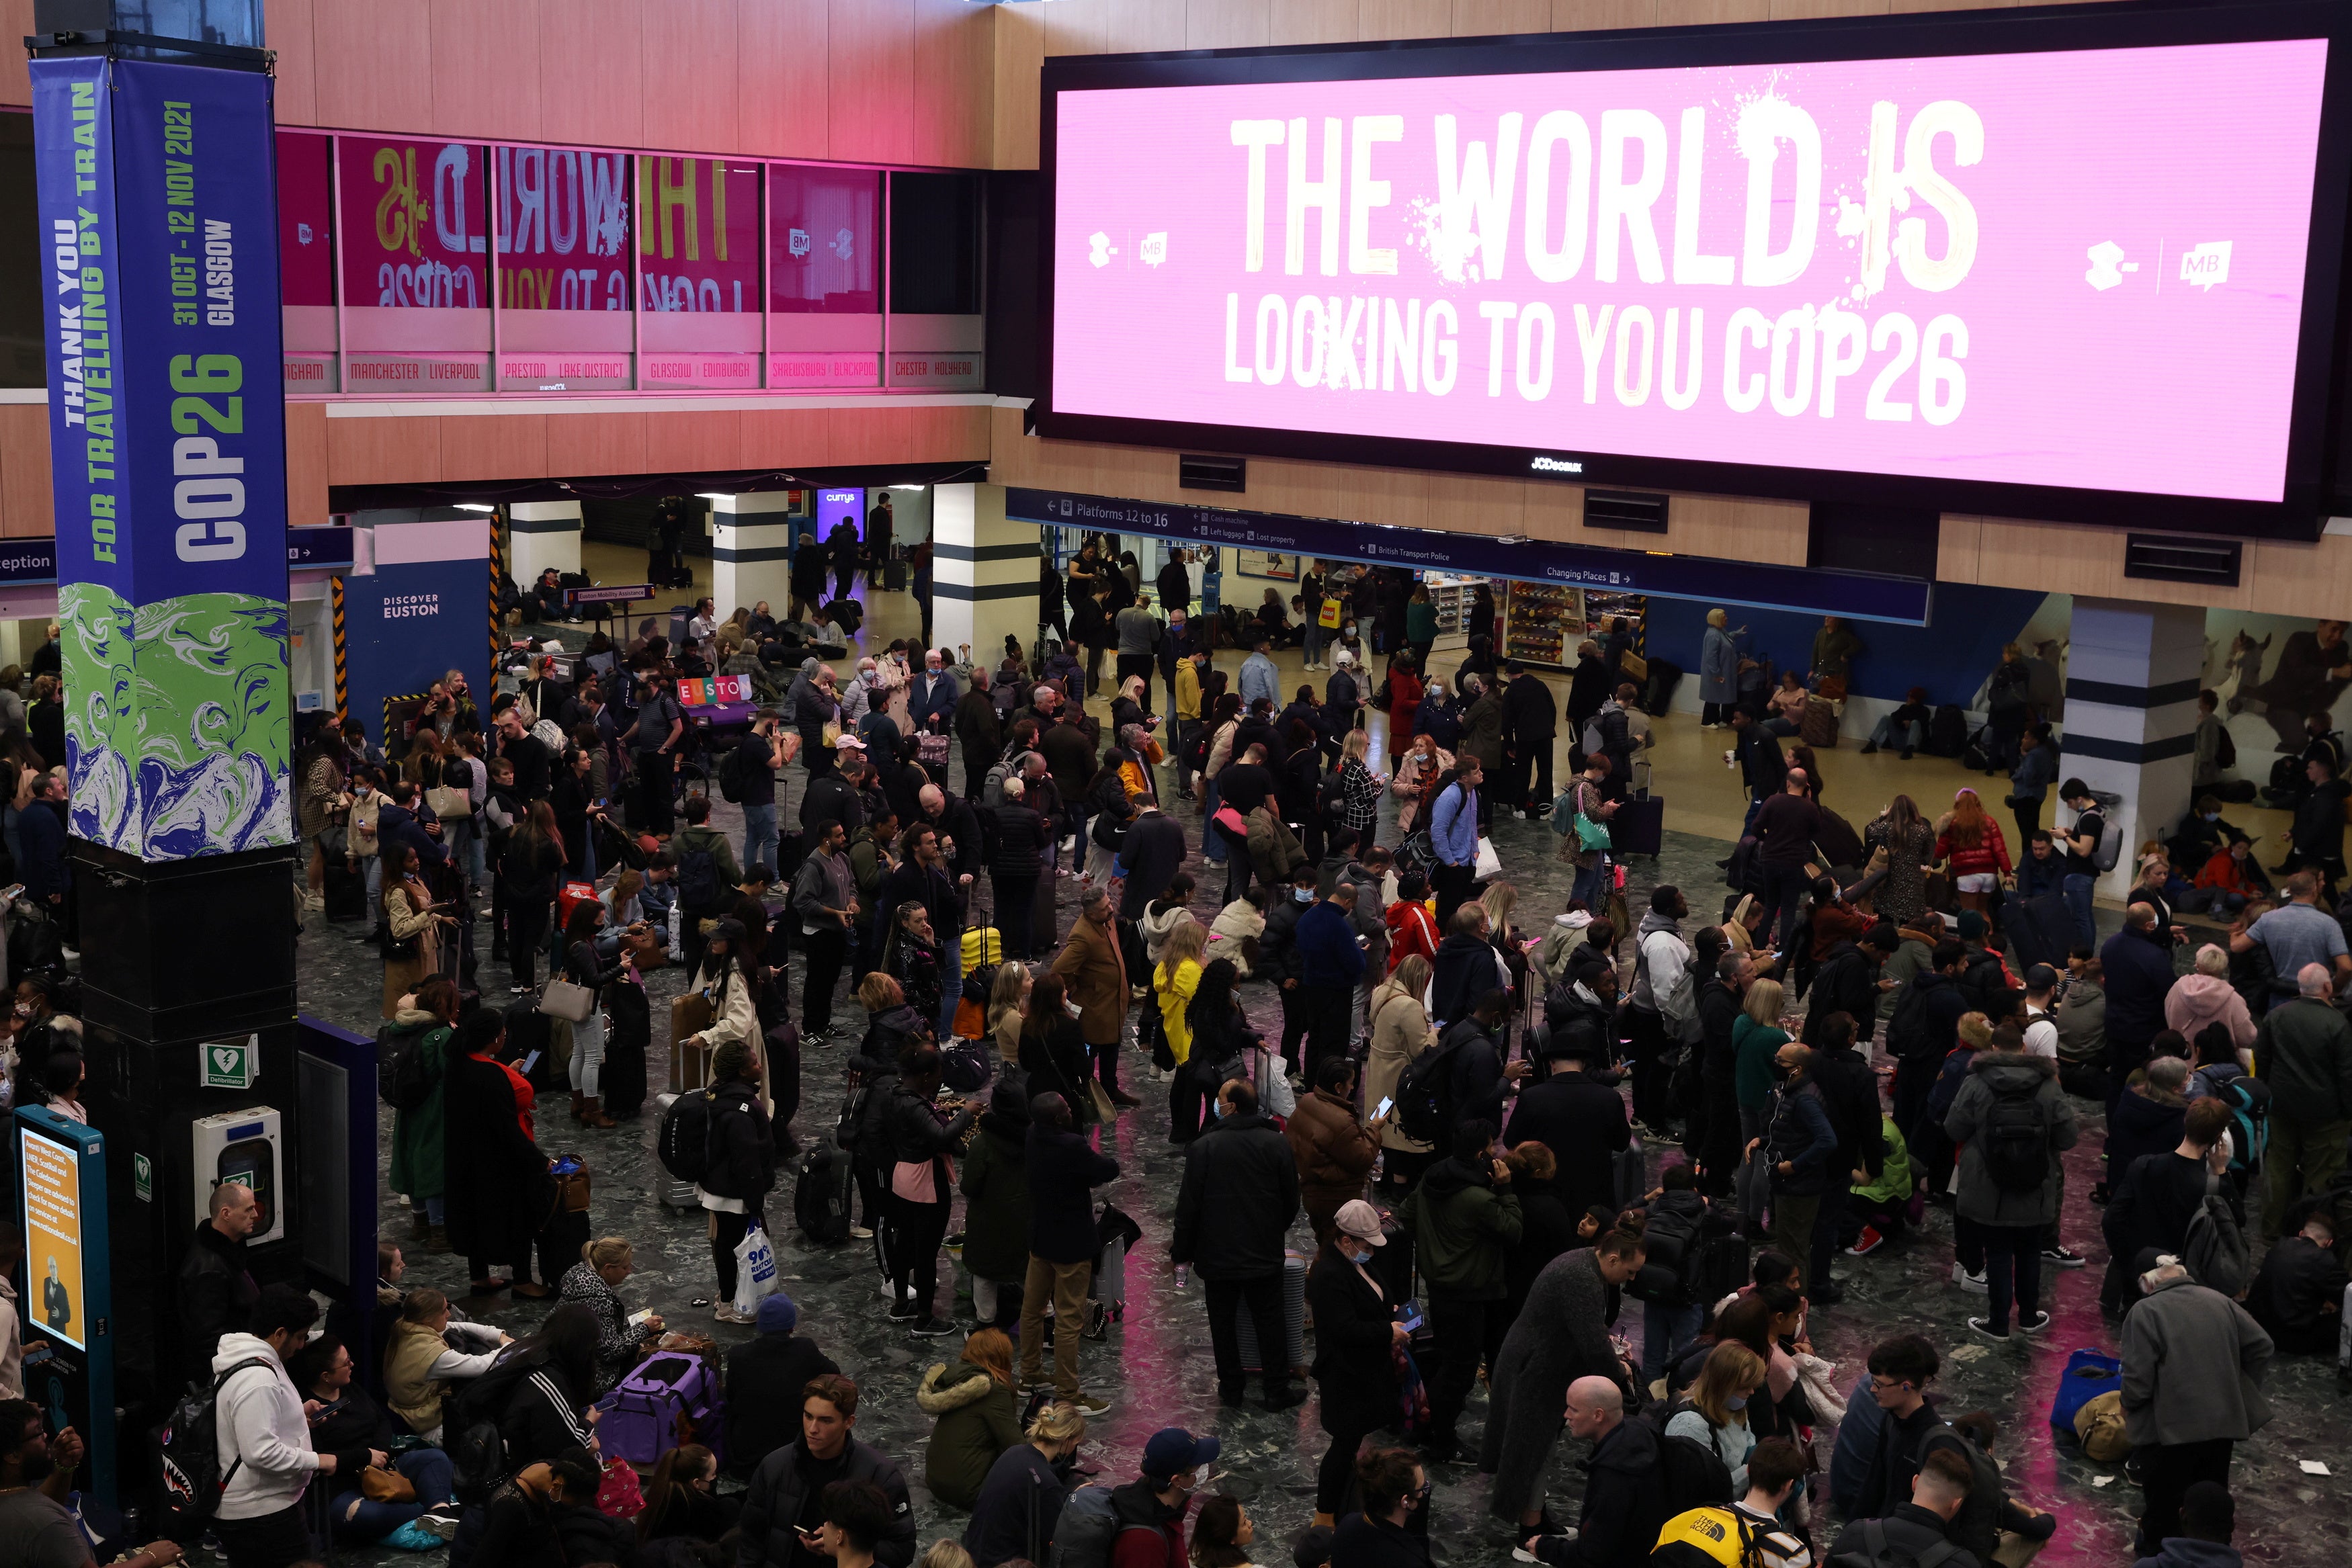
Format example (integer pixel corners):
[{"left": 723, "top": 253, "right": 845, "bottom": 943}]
[
  {"left": 177, "top": 1182, "right": 262, "bottom": 1376},
  {"left": 1516, "top": 1373, "right": 1665, "bottom": 1566},
  {"left": 2253, "top": 959, "right": 2352, "bottom": 1233},
  {"left": 2101, "top": 899, "right": 2180, "bottom": 1120},
  {"left": 1752, "top": 767, "right": 1823, "bottom": 951}
]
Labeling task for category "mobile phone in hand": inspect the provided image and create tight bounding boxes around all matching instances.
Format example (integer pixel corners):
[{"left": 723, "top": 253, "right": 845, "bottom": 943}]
[{"left": 1374, "top": 1096, "right": 1394, "bottom": 1120}]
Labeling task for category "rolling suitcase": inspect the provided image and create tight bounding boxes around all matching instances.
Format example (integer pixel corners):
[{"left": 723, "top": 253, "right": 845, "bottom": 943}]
[
  {"left": 1234, "top": 1250, "right": 1310, "bottom": 1375},
  {"left": 1613, "top": 794, "right": 1666, "bottom": 858},
  {"left": 322, "top": 859, "right": 366, "bottom": 922},
  {"left": 650, "top": 1094, "right": 702, "bottom": 1211}
]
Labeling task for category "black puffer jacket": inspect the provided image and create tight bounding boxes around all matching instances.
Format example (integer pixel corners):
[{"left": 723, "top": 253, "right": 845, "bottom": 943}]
[
  {"left": 886, "top": 1085, "right": 976, "bottom": 1184},
  {"left": 703, "top": 1078, "right": 777, "bottom": 1203},
  {"left": 1808, "top": 1045, "right": 1886, "bottom": 1183},
  {"left": 739, "top": 1438, "right": 918, "bottom": 1568},
  {"left": 1171, "top": 1110, "right": 1300, "bottom": 1280},
  {"left": 1804, "top": 941, "right": 1886, "bottom": 1045}
]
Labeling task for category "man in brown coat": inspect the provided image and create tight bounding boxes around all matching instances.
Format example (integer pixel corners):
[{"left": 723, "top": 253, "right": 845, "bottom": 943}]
[
  {"left": 1051, "top": 885, "right": 1142, "bottom": 1107},
  {"left": 1286, "top": 1057, "right": 1383, "bottom": 1244}
]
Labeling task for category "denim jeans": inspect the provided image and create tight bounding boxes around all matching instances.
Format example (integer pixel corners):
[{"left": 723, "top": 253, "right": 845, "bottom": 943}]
[
  {"left": 334, "top": 1446, "right": 454, "bottom": 1539},
  {"left": 742, "top": 801, "right": 779, "bottom": 879},
  {"left": 444, "top": 817, "right": 484, "bottom": 885},
  {"left": 1572, "top": 850, "right": 1613, "bottom": 910},
  {"left": 1642, "top": 1299, "right": 1704, "bottom": 1383},
  {"left": 1304, "top": 622, "right": 1326, "bottom": 665},
  {"left": 362, "top": 854, "right": 382, "bottom": 933},
  {"left": 2062, "top": 873, "right": 2097, "bottom": 949},
  {"left": 1202, "top": 775, "right": 1225, "bottom": 863},
  {"left": 1868, "top": 716, "right": 1927, "bottom": 751},
  {"left": 939, "top": 932, "right": 964, "bottom": 1039}
]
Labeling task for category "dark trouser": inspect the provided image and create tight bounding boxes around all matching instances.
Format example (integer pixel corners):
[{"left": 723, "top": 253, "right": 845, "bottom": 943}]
[
  {"left": 1954, "top": 1213, "right": 1986, "bottom": 1275},
  {"left": 538, "top": 1206, "right": 589, "bottom": 1290},
  {"left": 1317, "top": 1421, "right": 1378, "bottom": 1515},
  {"left": 1089, "top": 1035, "right": 1124, "bottom": 1092},
  {"left": 216, "top": 1504, "right": 312, "bottom": 1568},
  {"left": 1169, "top": 1061, "right": 1209, "bottom": 1143},
  {"left": 1277, "top": 986, "right": 1312, "bottom": 1074},
  {"left": 1702, "top": 701, "right": 1731, "bottom": 725},
  {"left": 802, "top": 926, "right": 847, "bottom": 1033},
  {"left": 890, "top": 1190, "right": 954, "bottom": 1318},
  {"left": 466, "top": 1242, "right": 531, "bottom": 1286},
  {"left": 964, "top": 760, "right": 989, "bottom": 801},
  {"left": 2009, "top": 795, "right": 2042, "bottom": 857},
  {"left": 1425, "top": 1293, "right": 1507, "bottom": 1442},
  {"left": 1505, "top": 744, "right": 1554, "bottom": 813},
  {"left": 507, "top": 898, "right": 549, "bottom": 988},
  {"left": 1044, "top": 607, "right": 1069, "bottom": 644},
  {"left": 1771, "top": 1191, "right": 1821, "bottom": 1270},
  {"left": 855, "top": 1161, "right": 888, "bottom": 1236},
  {"left": 1808, "top": 1184, "right": 1850, "bottom": 1293},
  {"left": 2138, "top": 1438, "right": 2235, "bottom": 1551},
  {"left": 1624, "top": 1005, "right": 1672, "bottom": 1129},
  {"left": 489, "top": 867, "right": 509, "bottom": 956},
  {"left": 1116, "top": 652, "right": 1154, "bottom": 692},
  {"left": 995, "top": 875, "right": 1039, "bottom": 959},
  {"left": 1381, "top": 1147, "right": 1439, "bottom": 1196},
  {"left": 1306, "top": 986, "right": 1355, "bottom": 1080},
  {"left": 1433, "top": 860, "right": 1477, "bottom": 932},
  {"left": 797, "top": 724, "right": 835, "bottom": 778},
  {"left": 1892, "top": 1053, "right": 1941, "bottom": 1144},
  {"left": 1759, "top": 860, "right": 1812, "bottom": 950},
  {"left": 710, "top": 1203, "right": 765, "bottom": 1300},
  {"left": 681, "top": 909, "right": 713, "bottom": 988},
  {"left": 1206, "top": 1272, "right": 1293, "bottom": 1401},
  {"left": 1698, "top": 1075, "right": 1742, "bottom": 1198},
  {"left": 635, "top": 749, "right": 675, "bottom": 835}
]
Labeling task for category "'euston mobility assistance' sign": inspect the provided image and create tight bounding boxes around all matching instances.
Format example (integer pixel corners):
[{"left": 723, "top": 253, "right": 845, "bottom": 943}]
[{"left": 32, "top": 55, "right": 292, "bottom": 860}]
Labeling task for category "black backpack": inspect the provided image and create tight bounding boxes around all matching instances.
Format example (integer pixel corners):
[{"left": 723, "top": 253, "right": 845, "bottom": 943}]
[
  {"left": 715, "top": 743, "right": 749, "bottom": 803},
  {"left": 378, "top": 1022, "right": 441, "bottom": 1112},
  {"left": 446, "top": 1348, "right": 535, "bottom": 1502},
  {"left": 1980, "top": 1077, "right": 2050, "bottom": 1192},
  {"left": 1652, "top": 1401, "right": 1736, "bottom": 1516},
  {"left": 1833, "top": 1518, "right": 1960, "bottom": 1568},
  {"left": 152, "top": 1356, "right": 275, "bottom": 1534},
  {"left": 675, "top": 843, "right": 722, "bottom": 912},
  {"left": 1928, "top": 705, "right": 1968, "bottom": 758},
  {"left": 1883, "top": 977, "right": 1936, "bottom": 1062},
  {"left": 658, "top": 1087, "right": 717, "bottom": 1184},
  {"left": 794, "top": 1142, "right": 855, "bottom": 1246},
  {"left": 1631, "top": 1203, "right": 1703, "bottom": 1305},
  {"left": 1392, "top": 1035, "right": 1465, "bottom": 1146}
]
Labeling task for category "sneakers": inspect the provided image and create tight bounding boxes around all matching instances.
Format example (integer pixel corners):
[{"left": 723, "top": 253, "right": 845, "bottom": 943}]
[
  {"left": 2016, "top": 1310, "right": 2052, "bottom": 1334},
  {"left": 908, "top": 1316, "right": 957, "bottom": 1336},
  {"left": 1844, "top": 1225, "right": 1887, "bottom": 1258},
  {"left": 1966, "top": 1316, "right": 2010, "bottom": 1341},
  {"left": 1953, "top": 1262, "right": 1988, "bottom": 1293},
  {"left": 2042, "top": 1246, "right": 2087, "bottom": 1269},
  {"left": 887, "top": 1299, "right": 922, "bottom": 1320},
  {"left": 1513, "top": 1528, "right": 1578, "bottom": 1563},
  {"left": 1075, "top": 1392, "right": 1115, "bottom": 1416},
  {"left": 1859, "top": 741, "right": 1878, "bottom": 755},
  {"left": 849, "top": 1225, "right": 874, "bottom": 1239},
  {"left": 1261, "top": 1384, "right": 1308, "bottom": 1413},
  {"left": 417, "top": 1511, "right": 462, "bottom": 1540},
  {"left": 1899, "top": 748, "right": 1915, "bottom": 760},
  {"left": 713, "top": 1304, "right": 755, "bottom": 1324}
]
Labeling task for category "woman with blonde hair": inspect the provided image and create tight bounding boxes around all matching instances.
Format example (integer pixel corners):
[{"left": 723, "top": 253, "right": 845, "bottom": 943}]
[
  {"left": 1156, "top": 918, "right": 1209, "bottom": 1141},
  {"left": 985, "top": 961, "right": 1030, "bottom": 1065},
  {"left": 1336, "top": 728, "right": 1381, "bottom": 840},
  {"left": 1733, "top": 977, "right": 1790, "bottom": 1151},
  {"left": 558, "top": 1235, "right": 663, "bottom": 1393},
  {"left": 1935, "top": 787, "right": 2011, "bottom": 914},
  {"left": 1367, "top": 953, "right": 1439, "bottom": 1192},
  {"left": 918, "top": 1326, "right": 1021, "bottom": 1509},
  {"left": 1667, "top": 1340, "right": 1767, "bottom": 1491},
  {"left": 1390, "top": 733, "right": 1455, "bottom": 834},
  {"left": 964, "top": 1401, "right": 1089, "bottom": 1565}
]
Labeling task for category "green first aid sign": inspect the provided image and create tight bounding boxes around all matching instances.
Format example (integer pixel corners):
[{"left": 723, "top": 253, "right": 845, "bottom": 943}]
[{"left": 200, "top": 1035, "right": 256, "bottom": 1090}]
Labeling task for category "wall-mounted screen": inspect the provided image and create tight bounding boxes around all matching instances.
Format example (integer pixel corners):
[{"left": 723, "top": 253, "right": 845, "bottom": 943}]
[{"left": 1042, "top": 3, "right": 2352, "bottom": 536}]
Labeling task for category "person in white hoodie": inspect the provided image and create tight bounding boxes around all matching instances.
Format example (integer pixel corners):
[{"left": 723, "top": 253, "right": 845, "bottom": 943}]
[{"left": 214, "top": 1284, "right": 383, "bottom": 1568}]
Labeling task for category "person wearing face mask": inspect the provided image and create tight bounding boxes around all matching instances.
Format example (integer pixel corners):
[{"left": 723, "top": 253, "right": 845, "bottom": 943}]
[
  {"left": 1305, "top": 1201, "right": 1407, "bottom": 1530},
  {"left": 1663, "top": 1341, "right": 1768, "bottom": 1495},
  {"left": 1482, "top": 1231, "right": 1647, "bottom": 1550},
  {"left": 912, "top": 649, "right": 960, "bottom": 734},
  {"left": 1106, "top": 1427, "right": 1221, "bottom": 1568},
  {"left": 1752, "top": 1043, "right": 1839, "bottom": 1271}
]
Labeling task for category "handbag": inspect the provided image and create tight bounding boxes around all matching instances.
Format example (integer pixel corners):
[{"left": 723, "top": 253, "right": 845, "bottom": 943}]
[
  {"left": 539, "top": 977, "right": 596, "bottom": 1024},
  {"left": 360, "top": 1466, "right": 417, "bottom": 1503},
  {"left": 552, "top": 1159, "right": 593, "bottom": 1213},
  {"left": 425, "top": 784, "right": 472, "bottom": 819}
]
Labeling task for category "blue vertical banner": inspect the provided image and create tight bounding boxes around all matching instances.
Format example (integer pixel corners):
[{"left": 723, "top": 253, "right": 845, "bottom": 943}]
[{"left": 32, "top": 56, "right": 290, "bottom": 860}]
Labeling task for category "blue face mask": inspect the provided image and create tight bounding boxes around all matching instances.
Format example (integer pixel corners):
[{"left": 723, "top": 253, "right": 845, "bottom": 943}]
[
  {"left": 1726, "top": 1395, "right": 1749, "bottom": 1411},
  {"left": 1210, "top": 1100, "right": 1226, "bottom": 1120},
  {"left": 2204, "top": 812, "right": 2220, "bottom": 822},
  {"left": 1296, "top": 888, "right": 1315, "bottom": 903}
]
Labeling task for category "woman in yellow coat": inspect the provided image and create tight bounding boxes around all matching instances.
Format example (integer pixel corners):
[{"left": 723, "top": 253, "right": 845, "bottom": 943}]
[{"left": 1154, "top": 918, "right": 1208, "bottom": 1144}]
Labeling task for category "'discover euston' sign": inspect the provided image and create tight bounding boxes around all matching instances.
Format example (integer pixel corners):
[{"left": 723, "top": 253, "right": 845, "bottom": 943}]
[
  {"left": 1051, "top": 38, "right": 2329, "bottom": 505},
  {"left": 32, "top": 56, "right": 292, "bottom": 861}
]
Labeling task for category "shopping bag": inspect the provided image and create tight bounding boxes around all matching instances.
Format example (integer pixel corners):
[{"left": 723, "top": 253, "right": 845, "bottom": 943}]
[
  {"left": 1473, "top": 836, "right": 1503, "bottom": 881},
  {"left": 732, "top": 1223, "right": 780, "bottom": 1316},
  {"left": 1318, "top": 599, "right": 1342, "bottom": 629}
]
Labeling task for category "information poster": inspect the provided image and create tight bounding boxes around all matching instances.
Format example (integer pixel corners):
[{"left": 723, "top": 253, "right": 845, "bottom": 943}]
[
  {"left": 19, "top": 1124, "right": 85, "bottom": 1350},
  {"left": 767, "top": 165, "right": 879, "bottom": 387},
  {"left": 638, "top": 157, "right": 761, "bottom": 387},
  {"left": 337, "top": 134, "right": 491, "bottom": 390},
  {"left": 277, "top": 130, "right": 335, "bottom": 389}
]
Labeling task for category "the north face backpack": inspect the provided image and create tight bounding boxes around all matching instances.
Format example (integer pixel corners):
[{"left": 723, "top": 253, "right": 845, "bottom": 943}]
[{"left": 1980, "top": 1078, "right": 2050, "bottom": 1192}]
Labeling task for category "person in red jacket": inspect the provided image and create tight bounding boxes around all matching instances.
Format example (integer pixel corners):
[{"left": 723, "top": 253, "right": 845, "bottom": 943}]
[
  {"left": 1935, "top": 789, "right": 2013, "bottom": 918},
  {"left": 1384, "top": 872, "right": 1439, "bottom": 976},
  {"left": 1107, "top": 1428, "right": 1220, "bottom": 1568}
]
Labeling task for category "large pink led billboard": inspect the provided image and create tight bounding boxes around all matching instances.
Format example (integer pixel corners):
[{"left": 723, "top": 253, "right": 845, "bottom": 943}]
[{"left": 1044, "top": 12, "right": 2352, "bottom": 531}]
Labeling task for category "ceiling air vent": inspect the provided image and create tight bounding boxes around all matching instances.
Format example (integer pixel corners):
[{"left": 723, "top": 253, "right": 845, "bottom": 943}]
[
  {"left": 1179, "top": 454, "right": 1247, "bottom": 493},
  {"left": 1583, "top": 489, "right": 1669, "bottom": 534},
  {"left": 2124, "top": 533, "right": 2241, "bottom": 588}
]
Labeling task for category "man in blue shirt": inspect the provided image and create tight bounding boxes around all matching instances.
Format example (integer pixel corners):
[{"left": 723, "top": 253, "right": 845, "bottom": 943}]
[
  {"left": 1238, "top": 637, "right": 1279, "bottom": 713},
  {"left": 1428, "top": 756, "right": 1484, "bottom": 930},
  {"left": 1296, "top": 882, "right": 1368, "bottom": 1081}
]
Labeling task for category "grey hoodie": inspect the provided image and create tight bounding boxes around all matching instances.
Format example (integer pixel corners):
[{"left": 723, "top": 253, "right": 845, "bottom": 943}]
[{"left": 1630, "top": 910, "right": 1686, "bottom": 1013}]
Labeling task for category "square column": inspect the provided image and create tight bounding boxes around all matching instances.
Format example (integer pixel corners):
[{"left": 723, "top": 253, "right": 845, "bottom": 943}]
[
  {"left": 933, "top": 484, "right": 1040, "bottom": 662},
  {"left": 712, "top": 492, "right": 799, "bottom": 619},
  {"left": 2058, "top": 598, "right": 2206, "bottom": 900},
  {"left": 509, "top": 500, "right": 583, "bottom": 585}
]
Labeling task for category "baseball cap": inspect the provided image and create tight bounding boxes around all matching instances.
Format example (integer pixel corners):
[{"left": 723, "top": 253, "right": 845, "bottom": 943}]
[
  {"left": 835, "top": 734, "right": 866, "bottom": 751},
  {"left": 1140, "top": 1427, "right": 1220, "bottom": 1481},
  {"left": 709, "top": 918, "right": 747, "bottom": 943},
  {"left": 1334, "top": 649, "right": 1355, "bottom": 666},
  {"left": 1333, "top": 1200, "right": 1385, "bottom": 1245}
]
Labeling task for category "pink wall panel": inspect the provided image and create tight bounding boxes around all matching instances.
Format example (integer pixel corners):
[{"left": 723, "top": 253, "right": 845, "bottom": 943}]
[
  {"left": 0, "top": 0, "right": 30, "bottom": 107},
  {"left": 536, "top": 0, "right": 646, "bottom": 148},
  {"left": 545, "top": 412, "right": 648, "bottom": 478},
  {"left": 829, "top": 0, "right": 915, "bottom": 168},
  {"left": 442, "top": 415, "right": 548, "bottom": 484},
  {"left": 327, "top": 414, "right": 444, "bottom": 488},
  {"left": 267, "top": 0, "right": 319, "bottom": 124},
  {"left": 741, "top": 408, "right": 840, "bottom": 468},
  {"left": 737, "top": 0, "right": 831, "bottom": 159},
  {"left": 285, "top": 403, "right": 331, "bottom": 526},
  {"left": 643, "top": 410, "right": 746, "bottom": 474},
  {"left": 431, "top": 0, "right": 544, "bottom": 143},
  {"left": 0, "top": 406, "right": 52, "bottom": 539},
  {"left": 311, "top": 0, "right": 435, "bottom": 133},
  {"left": 912, "top": 0, "right": 991, "bottom": 169},
  {"left": 642, "top": 0, "right": 741, "bottom": 155}
]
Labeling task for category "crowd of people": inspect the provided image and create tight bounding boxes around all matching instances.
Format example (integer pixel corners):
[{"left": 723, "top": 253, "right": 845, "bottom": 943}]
[{"left": 50, "top": 554, "right": 2331, "bottom": 1568}]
